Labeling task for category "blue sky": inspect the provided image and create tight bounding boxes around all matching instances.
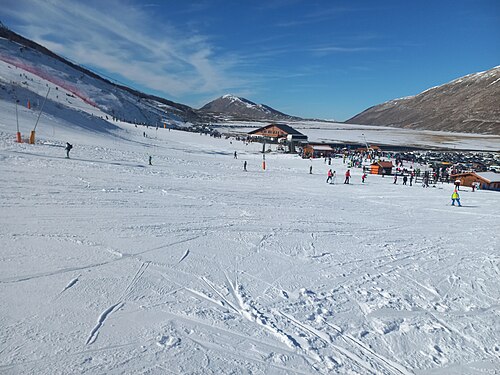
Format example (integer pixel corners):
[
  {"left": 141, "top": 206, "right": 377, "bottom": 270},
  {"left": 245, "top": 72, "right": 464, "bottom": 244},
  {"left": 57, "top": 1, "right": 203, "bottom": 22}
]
[{"left": 2, "top": 0, "right": 499, "bottom": 120}]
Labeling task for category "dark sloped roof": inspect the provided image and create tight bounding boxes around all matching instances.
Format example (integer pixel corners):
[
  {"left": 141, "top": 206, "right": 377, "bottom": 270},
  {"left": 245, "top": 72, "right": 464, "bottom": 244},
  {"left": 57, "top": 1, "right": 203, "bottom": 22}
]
[
  {"left": 248, "top": 123, "right": 304, "bottom": 136},
  {"left": 372, "top": 161, "right": 393, "bottom": 168}
]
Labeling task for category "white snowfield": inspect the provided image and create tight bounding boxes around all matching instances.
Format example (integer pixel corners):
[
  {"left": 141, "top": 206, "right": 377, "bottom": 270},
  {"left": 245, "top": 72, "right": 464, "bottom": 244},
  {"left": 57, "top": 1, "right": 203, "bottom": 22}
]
[{"left": 1, "top": 102, "right": 499, "bottom": 375}]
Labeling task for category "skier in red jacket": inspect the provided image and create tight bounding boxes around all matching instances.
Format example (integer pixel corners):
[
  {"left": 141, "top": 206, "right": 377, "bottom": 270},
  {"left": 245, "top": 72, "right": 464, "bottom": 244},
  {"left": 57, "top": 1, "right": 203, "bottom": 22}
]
[{"left": 344, "top": 169, "right": 351, "bottom": 184}]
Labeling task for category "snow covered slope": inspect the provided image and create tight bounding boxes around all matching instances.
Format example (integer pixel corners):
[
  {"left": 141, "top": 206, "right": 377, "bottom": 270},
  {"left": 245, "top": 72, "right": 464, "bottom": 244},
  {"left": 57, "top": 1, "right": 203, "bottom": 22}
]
[
  {"left": 0, "top": 99, "right": 499, "bottom": 374},
  {"left": 0, "top": 26, "right": 203, "bottom": 128}
]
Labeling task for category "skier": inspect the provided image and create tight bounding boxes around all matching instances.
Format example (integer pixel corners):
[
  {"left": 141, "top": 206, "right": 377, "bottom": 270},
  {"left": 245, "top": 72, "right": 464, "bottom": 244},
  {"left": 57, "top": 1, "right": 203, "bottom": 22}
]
[
  {"left": 451, "top": 189, "right": 461, "bottom": 206},
  {"left": 454, "top": 179, "right": 461, "bottom": 191},
  {"left": 332, "top": 170, "right": 337, "bottom": 184},
  {"left": 361, "top": 172, "right": 367, "bottom": 183},
  {"left": 309, "top": 165, "right": 313, "bottom": 174},
  {"left": 344, "top": 169, "right": 351, "bottom": 184},
  {"left": 393, "top": 174, "right": 398, "bottom": 184},
  {"left": 326, "top": 169, "right": 333, "bottom": 183},
  {"left": 65, "top": 142, "right": 73, "bottom": 158},
  {"left": 234, "top": 151, "right": 238, "bottom": 159},
  {"left": 403, "top": 175, "right": 408, "bottom": 185},
  {"left": 148, "top": 155, "right": 152, "bottom": 166},
  {"left": 410, "top": 173, "right": 414, "bottom": 186},
  {"left": 243, "top": 161, "right": 247, "bottom": 171}
]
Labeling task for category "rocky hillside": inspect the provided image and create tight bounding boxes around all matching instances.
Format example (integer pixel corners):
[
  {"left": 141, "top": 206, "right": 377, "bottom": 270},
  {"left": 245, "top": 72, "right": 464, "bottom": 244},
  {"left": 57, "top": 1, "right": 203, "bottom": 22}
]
[
  {"left": 347, "top": 66, "right": 500, "bottom": 135},
  {"left": 200, "top": 94, "right": 300, "bottom": 121}
]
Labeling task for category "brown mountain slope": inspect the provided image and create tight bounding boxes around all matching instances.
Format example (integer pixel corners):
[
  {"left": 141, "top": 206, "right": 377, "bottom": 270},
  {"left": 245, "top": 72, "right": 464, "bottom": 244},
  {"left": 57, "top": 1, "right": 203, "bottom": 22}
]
[{"left": 346, "top": 66, "right": 500, "bottom": 135}]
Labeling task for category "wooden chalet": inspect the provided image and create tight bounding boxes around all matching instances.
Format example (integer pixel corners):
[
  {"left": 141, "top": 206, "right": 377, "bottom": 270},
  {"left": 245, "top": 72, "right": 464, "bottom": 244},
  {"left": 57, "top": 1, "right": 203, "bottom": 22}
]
[
  {"left": 451, "top": 172, "right": 500, "bottom": 191},
  {"left": 248, "top": 123, "right": 308, "bottom": 143},
  {"left": 248, "top": 123, "right": 307, "bottom": 153},
  {"left": 370, "top": 161, "right": 393, "bottom": 175},
  {"left": 302, "top": 144, "right": 335, "bottom": 158}
]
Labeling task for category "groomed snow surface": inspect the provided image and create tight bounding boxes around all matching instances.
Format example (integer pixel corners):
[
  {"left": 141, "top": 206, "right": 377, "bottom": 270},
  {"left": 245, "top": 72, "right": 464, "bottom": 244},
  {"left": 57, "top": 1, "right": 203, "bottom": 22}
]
[{"left": 1, "top": 108, "right": 499, "bottom": 374}]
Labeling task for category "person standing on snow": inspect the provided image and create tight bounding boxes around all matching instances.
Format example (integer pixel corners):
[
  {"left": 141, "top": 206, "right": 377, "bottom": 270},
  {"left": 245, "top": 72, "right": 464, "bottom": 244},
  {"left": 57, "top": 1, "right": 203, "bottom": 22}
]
[
  {"left": 148, "top": 155, "right": 152, "bottom": 166},
  {"left": 65, "top": 142, "right": 73, "bottom": 158},
  {"left": 362, "top": 172, "right": 367, "bottom": 183},
  {"left": 326, "top": 169, "right": 333, "bottom": 183},
  {"left": 234, "top": 151, "right": 238, "bottom": 159},
  {"left": 403, "top": 175, "right": 408, "bottom": 185},
  {"left": 454, "top": 179, "right": 461, "bottom": 191},
  {"left": 451, "top": 189, "right": 461, "bottom": 206},
  {"left": 243, "top": 161, "right": 247, "bottom": 171},
  {"left": 393, "top": 174, "right": 398, "bottom": 184},
  {"left": 309, "top": 165, "right": 313, "bottom": 174},
  {"left": 344, "top": 169, "right": 351, "bottom": 184}
]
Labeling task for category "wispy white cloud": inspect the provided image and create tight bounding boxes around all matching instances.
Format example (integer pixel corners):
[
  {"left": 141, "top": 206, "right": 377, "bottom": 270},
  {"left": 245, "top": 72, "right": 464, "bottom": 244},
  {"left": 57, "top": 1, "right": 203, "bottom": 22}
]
[
  {"left": 2, "top": 0, "right": 245, "bottom": 101},
  {"left": 310, "top": 46, "right": 387, "bottom": 54},
  {"left": 275, "top": 4, "right": 367, "bottom": 27}
]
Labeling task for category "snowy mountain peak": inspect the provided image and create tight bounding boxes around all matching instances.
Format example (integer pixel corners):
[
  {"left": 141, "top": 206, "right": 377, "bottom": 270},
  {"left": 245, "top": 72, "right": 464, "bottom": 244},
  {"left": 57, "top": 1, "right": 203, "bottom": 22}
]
[{"left": 200, "top": 94, "right": 299, "bottom": 121}]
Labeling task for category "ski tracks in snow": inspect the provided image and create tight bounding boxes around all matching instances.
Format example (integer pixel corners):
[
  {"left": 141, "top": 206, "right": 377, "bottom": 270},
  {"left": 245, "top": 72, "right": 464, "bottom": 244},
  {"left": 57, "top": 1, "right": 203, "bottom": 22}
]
[
  {"left": 85, "top": 302, "right": 124, "bottom": 345},
  {"left": 186, "top": 271, "right": 413, "bottom": 374},
  {"left": 177, "top": 249, "right": 190, "bottom": 264},
  {"left": 85, "top": 261, "right": 150, "bottom": 345},
  {"left": 53, "top": 275, "right": 81, "bottom": 301}
]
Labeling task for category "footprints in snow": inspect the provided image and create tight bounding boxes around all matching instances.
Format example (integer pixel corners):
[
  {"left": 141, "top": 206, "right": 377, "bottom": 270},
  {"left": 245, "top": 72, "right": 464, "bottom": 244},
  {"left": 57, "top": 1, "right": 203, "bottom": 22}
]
[{"left": 157, "top": 335, "right": 181, "bottom": 349}]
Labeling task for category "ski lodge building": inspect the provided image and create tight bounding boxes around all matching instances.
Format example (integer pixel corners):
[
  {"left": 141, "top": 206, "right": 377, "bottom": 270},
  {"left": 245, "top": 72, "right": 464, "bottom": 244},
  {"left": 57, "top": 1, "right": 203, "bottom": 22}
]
[
  {"left": 248, "top": 123, "right": 308, "bottom": 153},
  {"left": 451, "top": 172, "right": 500, "bottom": 191},
  {"left": 248, "top": 123, "right": 308, "bottom": 143}
]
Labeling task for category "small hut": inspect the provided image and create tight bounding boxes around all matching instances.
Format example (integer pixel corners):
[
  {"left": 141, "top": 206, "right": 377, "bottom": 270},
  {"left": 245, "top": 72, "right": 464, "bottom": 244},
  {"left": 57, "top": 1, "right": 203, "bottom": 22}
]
[
  {"left": 370, "top": 161, "right": 393, "bottom": 175},
  {"left": 302, "top": 144, "right": 335, "bottom": 158}
]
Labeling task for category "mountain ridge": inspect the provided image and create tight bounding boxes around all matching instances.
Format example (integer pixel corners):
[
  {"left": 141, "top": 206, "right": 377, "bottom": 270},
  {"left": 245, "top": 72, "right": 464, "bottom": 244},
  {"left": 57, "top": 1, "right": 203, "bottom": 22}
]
[
  {"left": 199, "top": 94, "right": 301, "bottom": 121},
  {"left": 347, "top": 66, "right": 500, "bottom": 135}
]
